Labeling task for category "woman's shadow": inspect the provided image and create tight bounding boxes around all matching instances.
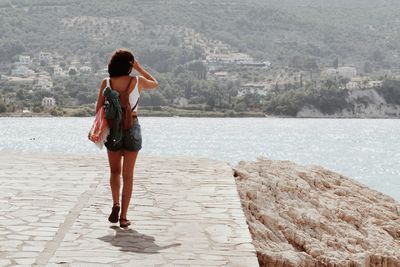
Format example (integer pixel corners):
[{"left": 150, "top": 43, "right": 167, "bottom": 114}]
[{"left": 98, "top": 226, "right": 181, "bottom": 254}]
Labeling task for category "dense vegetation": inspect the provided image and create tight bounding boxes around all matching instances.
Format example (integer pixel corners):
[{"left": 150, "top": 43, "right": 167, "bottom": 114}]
[
  {"left": 0, "top": 0, "right": 400, "bottom": 116},
  {"left": 378, "top": 80, "right": 400, "bottom": 105},
  {"left": 2, "top": 0, "right": 400, "bottom": 66}
]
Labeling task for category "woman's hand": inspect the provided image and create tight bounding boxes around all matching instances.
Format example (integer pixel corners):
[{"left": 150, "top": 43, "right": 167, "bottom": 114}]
[
  {"left": 131, "top": 57, "right": 159, "bottom": 90},
  {"left": 132, "top": 59, "right": 142, "bottom": 72}
]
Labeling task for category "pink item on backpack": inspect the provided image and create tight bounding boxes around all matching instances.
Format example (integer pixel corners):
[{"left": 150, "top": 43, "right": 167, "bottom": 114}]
[{"left": 88, "top": 107, "right": 110, "bottom": 149}]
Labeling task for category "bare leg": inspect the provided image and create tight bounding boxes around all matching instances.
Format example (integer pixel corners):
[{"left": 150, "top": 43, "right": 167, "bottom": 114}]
[
  {"left": 107, "top": 150, "right": 123, "bottom": 205},
  {"left": 120, "top": 150, "right": 139, "bottom": 219}
]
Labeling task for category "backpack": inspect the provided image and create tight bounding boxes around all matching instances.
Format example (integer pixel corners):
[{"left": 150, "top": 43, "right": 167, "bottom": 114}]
[{"left": 104, "top": 77, "right": 133, "bottom": 130}]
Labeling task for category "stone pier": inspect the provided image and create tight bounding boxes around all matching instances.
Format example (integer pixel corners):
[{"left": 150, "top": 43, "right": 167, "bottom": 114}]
[{"left": 0, "top": 152, "right": 258, "bottom": 266}]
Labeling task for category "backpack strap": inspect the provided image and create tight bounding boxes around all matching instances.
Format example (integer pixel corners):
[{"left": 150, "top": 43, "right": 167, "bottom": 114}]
[
  {"left": 131, "top": 98, "right": 140, "bottom": 112},
  {"left": 103, "top": 78, "right": 111, "bottom": 96},
  {"left": 120, "top": 77, "right": 134, "bottom": 130}
]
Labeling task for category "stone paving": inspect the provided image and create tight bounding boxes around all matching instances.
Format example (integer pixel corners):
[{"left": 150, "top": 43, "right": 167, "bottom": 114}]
[{"left": 0, "top": 151, "right": 258, "bottom": 266}]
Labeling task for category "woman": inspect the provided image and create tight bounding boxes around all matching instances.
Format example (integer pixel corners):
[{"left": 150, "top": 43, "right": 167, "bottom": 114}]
[{"left": 96, "top": 49, "right": 158, "bottom": 228}]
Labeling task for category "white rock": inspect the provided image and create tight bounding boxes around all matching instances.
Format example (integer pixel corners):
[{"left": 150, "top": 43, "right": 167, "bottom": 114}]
[{"left": 234, "top": 158, "right": 400, "bottom": 267}]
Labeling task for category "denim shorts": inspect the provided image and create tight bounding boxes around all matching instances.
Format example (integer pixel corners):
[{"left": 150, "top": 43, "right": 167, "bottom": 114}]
[{"left": 105, "top": 119, "right": 142, "bottom": 152}]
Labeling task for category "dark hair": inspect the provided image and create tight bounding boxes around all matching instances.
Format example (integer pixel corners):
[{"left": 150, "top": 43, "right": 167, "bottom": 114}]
[{"left": 108, "top": 49, "right": 134, "bottom": 77}]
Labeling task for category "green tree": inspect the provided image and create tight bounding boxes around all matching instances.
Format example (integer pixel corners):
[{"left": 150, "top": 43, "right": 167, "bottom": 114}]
[
  {"left": 324, "top": 79, "right": 336, "bottom": 90},
  {"left": 149, "top": 91, "right": 167, "bottom": 106},
  {"left": 0, "top": 102, "right": 6, "bottom": 113},
  {"left": 69, "top": 69, "right": 77, "bottom": 76},
  {"left": 364, "top": 61, "right": 373, "bottom": 73},
  {"left": 32, "top": 105, "right": 44, "bottom": 113},
  {"left": 187, "top": 61, "right": 207, "bottom": 80},
  {"left": 333, "top": 57, "right": 339, "bottom": 69},
  {"left": 0, "top": 39, "right": 25, "bottom": 62},
  {"left": 372, "top": 50, "right": 384, "bottom": 63},
  {"left": 378, "top": 80, "right": 400, "bottom": 105},
  {"left": 16, "top": 89, "right": 25, "bottom": 100},
  {"left": 168, "top": 35, "right": 180, "bottom": 47}
]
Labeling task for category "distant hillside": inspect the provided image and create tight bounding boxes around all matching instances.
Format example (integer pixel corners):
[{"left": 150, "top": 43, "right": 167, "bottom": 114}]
[{"left": 1, "top": 0, "right": 400, "bottom": 68}]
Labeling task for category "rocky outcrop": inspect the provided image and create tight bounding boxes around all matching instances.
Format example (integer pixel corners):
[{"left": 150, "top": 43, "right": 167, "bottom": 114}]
[
  {"left": 297, "top": 88, "right": 400, "bottom": 118},
  {"left": 234, "top": 158, "right": 400, "bottom": 267}
]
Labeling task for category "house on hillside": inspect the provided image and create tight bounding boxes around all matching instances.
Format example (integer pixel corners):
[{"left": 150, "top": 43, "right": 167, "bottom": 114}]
[
  {"left": 173, "top": 97, "right": 189, "bottom": 107},
  {"left": 34, "top": 77, "right": 53, "bottom": 91},
  {"left": 11, "top": 66, "right": 35, "bottom": 77},
  {"left": 238, "top": 83, "right": 267, "bottom": 97},
  {"left": 231, "top": 53, "right": 253, "bottom": 64},
  {"left": 338, "top": 67, "right": 357, "bottom": 78},
  {"left": 79, "top": 66, "right": 92, "bottom": 74},
  {"left": 213, "top": 71, "right": 228, "bottom": 80},
  {"left": 206, "top": 53, "right": 254, "bottom": 66},
  {"left": 346, "top": 76, "right": 364, "bottom": 90},
  {"left": 237, "top": 60, "right": 271, "bottom": 68},
  {"left": 322, "top": 67, "right": 357, "bottom": 79},
  {"left": 18, "top": 55, "right": 32, "bottom": 65},
  {"left": 42, "top": 97, "right": 56, "bottom": 108},
  {"left": 368, "top": 80, "right": 383, "bottom": 88},
  {"left": 346, "top": 81, "right": 360, "bottom": 90},
  {"left": 53, "top": 65, "right": 66, "bottom": 77},
  {"left": 95, "top": 68, "right": 108, "bottom": 76},
  {"left": 39, "top": 52, "right": 52, "bottom": 62}
]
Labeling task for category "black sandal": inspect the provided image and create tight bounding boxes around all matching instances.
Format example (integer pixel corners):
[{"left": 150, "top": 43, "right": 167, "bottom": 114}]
[
  {"left": 108, "top": 203, "right": 120, "bottom": 223},
  {"left": 119, "top": 218, "right": 131, "bottom": 228}
]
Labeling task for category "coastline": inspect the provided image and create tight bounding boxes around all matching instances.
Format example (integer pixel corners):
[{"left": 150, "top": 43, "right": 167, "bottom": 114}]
[{"left": 1, "top": 112, "right": 399, "bottom": 119}]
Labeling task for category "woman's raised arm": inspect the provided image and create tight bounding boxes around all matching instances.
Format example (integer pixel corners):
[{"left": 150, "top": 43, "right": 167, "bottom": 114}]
[{"left": 132, "top": 60, "right": 158, "bottom": 91}]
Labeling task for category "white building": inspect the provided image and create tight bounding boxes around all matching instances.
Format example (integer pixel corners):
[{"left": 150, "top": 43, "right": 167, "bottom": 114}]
[
  {"left": 173, "top": 97, "right": 189, "bottom": 107},
  {"left": 338, "top": 67, "right": 357, "bottom": 78},
  {"left": 323, "top": 67, "right": 357, "bottom": 79},
  {"left": 11, "top": 66, "right": 35, "bottom": 77},
  {"left": 34, "top": 77, "right": 53, "bottom": 91},
  {"left": 96, "top": 68, "right": 108, "bottom": 76},
  {"left": 231, "top": 53, "right": 253, "bottom": 64},
  {"left": 368, "top": 80, "right": 383, "bottom": 88},
  {"left": 53, "top": 65, "right": 66, "bottom": 77},
  {"left": 346, "top": 81, "right": 360, "bottom": 90},
  {"left": 206, "top": 53, "right": 254, "bottom": 65},
  {"left": 345, "top": 78, "right": 383, "bottom": 90},
  {"left": 213, "top": 71, "right": 228, "bottom": 79},
  {"left": 39, "top": 52, "right": 52, "bottom": 62},
  {"left": 42, "top": 97, "right": 56, "bottom": 107},
  {"left": 79, "top": 66, "right": 92, "bottom": 74},
  {"left": 18, "top": 55, "right": 32, "bottom": 65},
  {"left": 238, "top": 83, "right": 267, "bottom": 97}
]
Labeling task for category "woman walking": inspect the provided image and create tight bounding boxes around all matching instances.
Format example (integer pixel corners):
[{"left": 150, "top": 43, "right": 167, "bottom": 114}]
[{"left": 95, "top": 49, "right": 158, "bottom": 227}]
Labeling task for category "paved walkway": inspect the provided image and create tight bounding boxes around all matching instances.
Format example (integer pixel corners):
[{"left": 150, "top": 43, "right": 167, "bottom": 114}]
[{"left": 0, "top": 151, "right": 258, "bottom": 266}]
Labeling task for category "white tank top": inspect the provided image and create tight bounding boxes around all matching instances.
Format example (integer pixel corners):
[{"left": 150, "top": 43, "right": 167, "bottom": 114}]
[
  {"left": 129, "top": 76, "right": 140, "bottom": 112},
  {"left": 106, "top": 76, "right": 140, "bottom": 112}
]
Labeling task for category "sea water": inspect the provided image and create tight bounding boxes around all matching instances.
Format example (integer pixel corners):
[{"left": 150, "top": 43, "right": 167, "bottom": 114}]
[{"left": 1, "top": 117, "right": 399, "bottom": 201}]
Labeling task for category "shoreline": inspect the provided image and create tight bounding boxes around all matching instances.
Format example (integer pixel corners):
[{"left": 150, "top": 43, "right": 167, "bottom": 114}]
[{"left": 1, "top": 112, "right": 399, "bottom": 119}]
